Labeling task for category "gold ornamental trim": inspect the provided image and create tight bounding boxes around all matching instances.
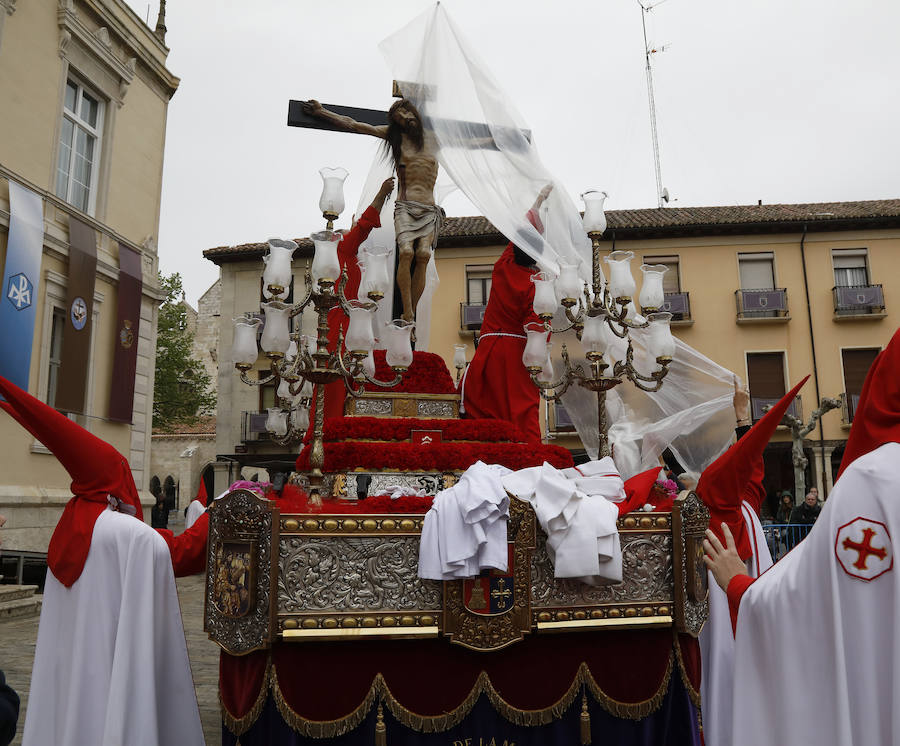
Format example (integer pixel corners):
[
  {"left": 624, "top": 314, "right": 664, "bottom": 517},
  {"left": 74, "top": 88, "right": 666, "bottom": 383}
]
[
  {"left": 582, "top": 651, "right": 674, "bottom": 721},
  {"left": 280, "top": 513, "right": 425, "bottom": 535},
  {"left": 224, "top": 646, "right": 685, "bottom": 737},
  {"left": 617, "top": 513, "right": 670, "bottom": 532},
  {"left": 673, "top": 629, "right": 702, "bottom": 708},
  {"left": 536, "top": 614, "right": 673, "bottom": 632},
  {"left": 271, "top": 664, "right": 378, "bottom": 739},
  {"left": 220, "top": 659, "right": 271, "bottom": 737}
]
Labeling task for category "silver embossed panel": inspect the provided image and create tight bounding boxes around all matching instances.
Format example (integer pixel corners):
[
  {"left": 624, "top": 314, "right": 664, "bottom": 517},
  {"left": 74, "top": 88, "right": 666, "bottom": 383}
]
[
  {"left": 279, "top": 536, "right": 442, "bottom": 613},
  {"left": 531, "top": 531, "right": 674, "bottom": 608},
  {"left": 354, "top": 399, "right": 393, "bottom": 415},
  {"left": 417, "top": 400, "right": 455, "bottom": 417}
]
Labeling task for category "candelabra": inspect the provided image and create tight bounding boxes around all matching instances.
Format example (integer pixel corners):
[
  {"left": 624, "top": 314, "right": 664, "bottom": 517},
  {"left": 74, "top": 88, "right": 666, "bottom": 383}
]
[
  {"left": 230, "top": 168, "right": 414, "bottom": 505},
  {"left": 525, "top": 190, "right": 675, "bottom": 458}
]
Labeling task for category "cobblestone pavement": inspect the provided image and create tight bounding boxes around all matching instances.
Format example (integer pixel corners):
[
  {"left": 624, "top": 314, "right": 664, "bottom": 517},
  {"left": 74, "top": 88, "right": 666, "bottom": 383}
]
[{"left": 2, "top": 569, "right": 221, "bottom": 745}]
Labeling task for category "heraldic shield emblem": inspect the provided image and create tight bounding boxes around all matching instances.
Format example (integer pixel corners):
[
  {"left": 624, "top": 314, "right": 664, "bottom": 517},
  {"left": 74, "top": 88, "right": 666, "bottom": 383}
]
[
  {"left": 463, "top": 546, "right": 516, "bottom": 616},
  {"left": 443, "top": 496, "right": 536, "bottom": 651}
]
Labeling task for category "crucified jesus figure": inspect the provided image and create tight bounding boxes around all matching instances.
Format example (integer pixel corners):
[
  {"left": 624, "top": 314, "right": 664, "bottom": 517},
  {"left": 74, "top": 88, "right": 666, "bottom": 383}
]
[{"left": 302, "top": 98, "right": 439, "bottom": 323}]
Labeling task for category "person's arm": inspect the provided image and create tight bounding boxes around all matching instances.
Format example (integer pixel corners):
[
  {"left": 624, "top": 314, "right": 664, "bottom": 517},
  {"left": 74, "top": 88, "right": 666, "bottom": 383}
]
[
  {"left": 155, "top": 512, "right": 210, "bottom": 577},
  {"left": 704, "top": 523, "right": 753, "bottom": 634},
  {"left": 301, "top": 100, "right": 388, "bottom": 139},
  {"left": 734, "top": 376, "right": 751, "bottom": 433}
]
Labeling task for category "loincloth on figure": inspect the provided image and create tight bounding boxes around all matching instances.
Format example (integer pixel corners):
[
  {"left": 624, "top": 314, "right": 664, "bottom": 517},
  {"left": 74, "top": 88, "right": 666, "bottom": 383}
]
[{"left": 394, "top": 200, "right": 445, "bottom": 251}]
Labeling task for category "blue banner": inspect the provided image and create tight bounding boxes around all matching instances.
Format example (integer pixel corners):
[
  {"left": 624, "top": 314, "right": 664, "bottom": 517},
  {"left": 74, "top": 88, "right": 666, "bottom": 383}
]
[{"left": 0, "top": 181, "right": 44, "bottom": 390}]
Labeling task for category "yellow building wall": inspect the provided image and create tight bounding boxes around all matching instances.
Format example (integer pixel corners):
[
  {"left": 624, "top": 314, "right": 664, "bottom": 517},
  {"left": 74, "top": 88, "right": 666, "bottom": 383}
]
[{"left": 429, "top": 228, "right": 900, "bottom": 453}]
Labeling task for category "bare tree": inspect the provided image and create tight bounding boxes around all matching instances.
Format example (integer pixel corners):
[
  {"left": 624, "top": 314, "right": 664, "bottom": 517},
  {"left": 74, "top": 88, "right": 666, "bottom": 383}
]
[{"left": 778, "top": 395, "right": 843, "bottom": 499}]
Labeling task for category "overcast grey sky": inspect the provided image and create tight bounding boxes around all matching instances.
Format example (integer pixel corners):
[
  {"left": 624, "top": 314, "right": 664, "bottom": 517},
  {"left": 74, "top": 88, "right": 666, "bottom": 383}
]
[{"left": 132, "top": 0, "right": 900, "bottom": 305}]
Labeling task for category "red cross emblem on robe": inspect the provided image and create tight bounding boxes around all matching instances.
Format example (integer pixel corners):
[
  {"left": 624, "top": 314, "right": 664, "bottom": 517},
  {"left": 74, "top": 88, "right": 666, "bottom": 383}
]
[{"left": 834, "top": 517, "right": 893, "bottom": 581}]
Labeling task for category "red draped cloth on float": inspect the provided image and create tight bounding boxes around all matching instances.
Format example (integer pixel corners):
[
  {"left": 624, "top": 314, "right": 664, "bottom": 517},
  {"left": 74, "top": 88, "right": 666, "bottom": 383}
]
[
  {"left": 219, "top": 631, "right": 700, "bottom": 730},
  {"left": 461, "top": 244, "right": 542, "bottom": 442}
]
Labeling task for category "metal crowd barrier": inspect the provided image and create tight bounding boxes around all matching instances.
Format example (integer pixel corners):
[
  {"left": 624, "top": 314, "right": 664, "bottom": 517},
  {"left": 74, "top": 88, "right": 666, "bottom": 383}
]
[{"left": 762, "top": 523, "right": 814, "bottom": 562}]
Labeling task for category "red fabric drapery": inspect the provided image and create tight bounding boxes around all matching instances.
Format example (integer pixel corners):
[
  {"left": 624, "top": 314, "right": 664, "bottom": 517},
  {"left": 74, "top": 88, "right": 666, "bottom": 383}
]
[{"left": 220, "top": 631, "right": 700, "bottom": 726}]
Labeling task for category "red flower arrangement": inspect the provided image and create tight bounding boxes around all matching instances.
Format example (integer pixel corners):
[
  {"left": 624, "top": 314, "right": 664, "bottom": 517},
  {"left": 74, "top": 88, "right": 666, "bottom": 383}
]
[
  {"left": 364, "top": 350, "right": 456, "bottom": 395},
  {"left": 296, "top": 441, "right": 574, "bottom": 473},
  {"left": 322, "top": 417, "right": 526, "bottom": 444}
]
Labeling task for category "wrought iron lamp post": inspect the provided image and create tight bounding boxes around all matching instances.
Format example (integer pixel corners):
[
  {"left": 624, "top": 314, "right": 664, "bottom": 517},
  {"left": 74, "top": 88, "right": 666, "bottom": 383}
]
[
  {"left": 525, "top": 190, "right": 676, "bottom": 458},
  {"left": 230, "top": 169, "right": 413, "bottom": 505}
]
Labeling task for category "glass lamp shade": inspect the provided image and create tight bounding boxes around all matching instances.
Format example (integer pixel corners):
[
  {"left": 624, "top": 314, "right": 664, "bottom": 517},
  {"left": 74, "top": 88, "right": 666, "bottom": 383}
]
[
  {"left": 231, "top": 317, "right": 261, "bottom": 366},
  {"left": 358, "top": 247, "right": 391, "bottom": 300},
  {"left": 638, "top": 264, "right": 667, "bottom": 311},
  {"left": 537, "top": 344, "right": 555, "bottom": 383},
  {"left": 383, "top": 319, "right": 415, "bottom": 369},
  {"left": 522, "top": 322, "right": 549, "bottom": 371},
  {"left": 556, "top": 263, "right": 583, "bottom": 304},
  {"left": 453, "top": 343, "right": 467, "bottom": 369},
  {"left": 318, "top": 167, "right": 348, "bottom": 217},
  {"left": 259, "top": 301, "right": 292, "bottom": 354},
  {"left": 285, "top": 339, "right": 298, "bottom": 361},
  {"left": 646, "top": 312, "right": 676, "bottom": 360},
  {"left": 531, "top": 272, "right": 558, "bottom": 317},
  {"left": 310, "top": 230, "right": 342, "bottom": 286},
  {"left": 262, "top": 239, "right": 297, "bottom": 299},
  {"left": 605, "top": 250, "right": 636, "bottom": 299},
  {"left": 362, "top": 350, "right": 376, "bottom": 378},
  {"left": 581, "top": 313, "right": 610, "bottom": 355},
  {"left": 290, "top": 405, "right": 310, "bottom": 433},
  {"left": 266, "top": 408, "right": 288, "bottom": 437},
  {"left": 276, "top": 378, "right": 293, "bottom": 401},
  {"left": 298, "top": 378, "right": 314, "bottom": 399},
  {"left": 581, "top": 190, "right": 608, "bottom": 234},
  {"left": 345, "top": 301, "right": 376, "bottom": 354}
]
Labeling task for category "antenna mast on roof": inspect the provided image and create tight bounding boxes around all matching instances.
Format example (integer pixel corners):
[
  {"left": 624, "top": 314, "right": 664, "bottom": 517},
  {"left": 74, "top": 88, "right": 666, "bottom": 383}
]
[{"left": 638, "top": 0, "right": 671, "bottom": 208}]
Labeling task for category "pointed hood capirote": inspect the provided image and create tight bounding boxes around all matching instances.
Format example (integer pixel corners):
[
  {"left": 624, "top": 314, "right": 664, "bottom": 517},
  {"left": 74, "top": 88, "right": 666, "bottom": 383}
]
[
  {"left": 696, "top": 375, "right": 809, "bottom": 561},
  {"left": 0, "top": 376, "right": 143, "bottom": 587},
  {"left": 837, "top": 327, "right": 900, "bottom": 479}
]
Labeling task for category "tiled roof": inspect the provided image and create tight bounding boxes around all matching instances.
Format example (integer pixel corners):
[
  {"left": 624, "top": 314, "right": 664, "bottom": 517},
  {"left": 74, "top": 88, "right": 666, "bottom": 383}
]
[
  {"left": 152, "top": 416, "right": 217, "bottom": 436},
  {"left": 203, "top": 198, "right": 900, "bottom": 263}
]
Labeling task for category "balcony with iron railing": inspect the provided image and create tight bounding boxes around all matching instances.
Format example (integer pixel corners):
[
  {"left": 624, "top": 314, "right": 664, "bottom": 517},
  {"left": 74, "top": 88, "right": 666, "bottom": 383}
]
[
  {"left": 241, "top": 411, "right": 272, "bottom": 443},
  {"left": 660, "top": 291, "right": 692, "bottom": 324},
  {"left": 832, "top": 284, "right": 886, "bottom": 319},
  {"left": 460, "top": 302, "right": 487, "bottom": 332},
  {"left": 735, "top": 288, "right": 790, "bottom": 322},
  {"left": 552, "top": 400, "right": 576, "bottom": 433},
  {"left": 751, "top": 394, "right": 802, "bottom": 423}
]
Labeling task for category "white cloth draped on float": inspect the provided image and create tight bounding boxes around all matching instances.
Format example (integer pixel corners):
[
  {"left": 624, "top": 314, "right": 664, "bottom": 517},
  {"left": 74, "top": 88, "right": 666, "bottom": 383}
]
[
  {"left": 184, "top": 499, "right": 206, "bottom": 530},
  {"left": 556, "top": 324, "right": 739, "bottom": 479},
  {"left": 732, "top": 442, "right": 900, "bottom": 746},
  {"left": 502, "top": 457, "right": 622, "bottom": 583},
  {"left": 22, "top": 508, "right": 204, "bottom": 746},
  {"left": 378, "top": 3, "right": 592, "bottom": 284},
  {"left": 418, "top": 461, "right": 511, "bottom": 579},
  {"left": 699, "top": 501, "right": 773, "bottom": 746}
]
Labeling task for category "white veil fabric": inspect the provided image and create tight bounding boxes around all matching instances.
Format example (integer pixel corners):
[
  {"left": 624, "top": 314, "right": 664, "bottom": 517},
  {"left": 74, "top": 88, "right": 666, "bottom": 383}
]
[
  {"left": 558, "top": 326, "right": 739, "bottom": 479},
  {"left": 378, "top": 4, "right": 592, "bottom": 282}
]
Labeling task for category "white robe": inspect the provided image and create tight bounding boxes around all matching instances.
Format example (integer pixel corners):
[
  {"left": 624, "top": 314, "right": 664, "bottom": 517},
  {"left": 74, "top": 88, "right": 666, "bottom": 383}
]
[
  {"left": 503, "top": 459, "right": 622, "bottom": 582},
  {"left": 184, "top": 498, "right": 206, "bottom": 530},
  {"left": 22, "top": 508, "right": 204, "bottom": 746},
  {"left": 699, "top": 501, "right": 772, "bottom": 746},
  {"left": 732, "top": 442, "right": 900, "bottom": 746},
  {"left": 419, "top": 461, "right": 510, "bottom": 580}
]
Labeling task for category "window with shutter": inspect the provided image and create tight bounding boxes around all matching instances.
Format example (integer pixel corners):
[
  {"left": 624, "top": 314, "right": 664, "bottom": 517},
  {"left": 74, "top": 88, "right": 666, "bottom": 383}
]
[
  {"left": 747, "top": 352, "right": 787, "bottom": 420},
  {"left": 841, "top": 348, "right": 879, "bottom": 421}
]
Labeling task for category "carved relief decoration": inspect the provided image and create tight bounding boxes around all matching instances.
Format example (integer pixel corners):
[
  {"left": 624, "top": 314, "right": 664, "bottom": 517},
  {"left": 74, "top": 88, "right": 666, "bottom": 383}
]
[
  {"left": 278, "top": 536, "right": 442, "bottom": 613},
  {"left": 205, "top": 489, "right": 279, "bottom": 655},
  {"left": 671, "top": 490, "right": 710, "bottom": 638}
]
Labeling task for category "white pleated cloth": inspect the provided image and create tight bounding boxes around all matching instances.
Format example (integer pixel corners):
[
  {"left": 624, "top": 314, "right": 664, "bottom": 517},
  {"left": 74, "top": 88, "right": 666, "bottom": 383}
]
[
  {"left": 503, "top": 458, "right": 622, "bottom": 583},
  {"left": 418, "top": 461, "right": 511, "bottom": 579}
]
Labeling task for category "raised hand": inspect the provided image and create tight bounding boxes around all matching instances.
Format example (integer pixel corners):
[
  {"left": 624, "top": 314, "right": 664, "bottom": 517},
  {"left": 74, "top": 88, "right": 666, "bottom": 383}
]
[{"left": 703, "top": 523, "right": 748, "bottom": 592}]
